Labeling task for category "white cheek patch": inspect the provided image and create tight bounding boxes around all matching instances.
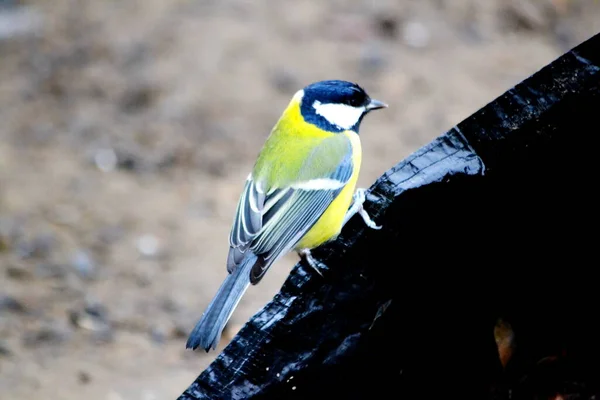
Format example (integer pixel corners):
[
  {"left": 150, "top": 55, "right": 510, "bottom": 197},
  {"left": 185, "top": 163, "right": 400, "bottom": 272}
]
[{"left": 312, "top": 100, "right": 365, "bottom": 130}]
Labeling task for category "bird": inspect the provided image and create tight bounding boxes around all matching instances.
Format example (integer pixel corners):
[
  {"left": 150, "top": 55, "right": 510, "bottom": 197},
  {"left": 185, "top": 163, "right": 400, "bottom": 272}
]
[{"left": 186, "top": 79, "right": 387, "bottom": 352}]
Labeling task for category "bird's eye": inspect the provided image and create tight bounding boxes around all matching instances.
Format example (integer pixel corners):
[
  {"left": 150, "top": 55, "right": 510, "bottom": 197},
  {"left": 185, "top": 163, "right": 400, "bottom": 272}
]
[{"left": 347, "top": 96, "right": 364, "bottom": 107}]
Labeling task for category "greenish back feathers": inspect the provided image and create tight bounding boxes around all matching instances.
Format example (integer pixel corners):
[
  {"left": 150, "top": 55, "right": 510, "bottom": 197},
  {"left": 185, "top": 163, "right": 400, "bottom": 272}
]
[{"left": 253, "top": 97, "right": 353, "bottom": 190}]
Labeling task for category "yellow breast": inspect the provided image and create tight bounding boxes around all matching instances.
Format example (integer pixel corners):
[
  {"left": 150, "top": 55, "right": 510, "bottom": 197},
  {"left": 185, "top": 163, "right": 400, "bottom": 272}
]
[{"left": 294, "top": 130, "right": 362, "bottom": 250}]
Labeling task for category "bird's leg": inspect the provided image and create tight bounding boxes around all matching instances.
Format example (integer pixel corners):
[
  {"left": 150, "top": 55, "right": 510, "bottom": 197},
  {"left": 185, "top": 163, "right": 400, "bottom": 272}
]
[
  {"left": 342, "top": 188, "right": 382, "bottom": 230},
  {"left": 298, "top": 248, "right": 328, "bottom": 276}
]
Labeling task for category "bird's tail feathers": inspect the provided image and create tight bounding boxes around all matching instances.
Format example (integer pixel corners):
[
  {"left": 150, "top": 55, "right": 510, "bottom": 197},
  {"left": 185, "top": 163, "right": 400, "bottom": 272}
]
[{"left": 186, "top": 254, "right": 257, "bottom": 351}]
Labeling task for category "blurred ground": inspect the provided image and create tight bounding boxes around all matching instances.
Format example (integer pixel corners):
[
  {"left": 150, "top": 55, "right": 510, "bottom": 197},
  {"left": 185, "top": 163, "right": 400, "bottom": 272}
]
[{"left": 0, "top": 0, "right": 599, "bottom": 399}]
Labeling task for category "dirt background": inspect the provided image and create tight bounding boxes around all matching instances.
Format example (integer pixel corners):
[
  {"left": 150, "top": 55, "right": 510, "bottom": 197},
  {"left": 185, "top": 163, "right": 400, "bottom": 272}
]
[{"left": 1, "top": 0, "right": 599, "bottom": 399}]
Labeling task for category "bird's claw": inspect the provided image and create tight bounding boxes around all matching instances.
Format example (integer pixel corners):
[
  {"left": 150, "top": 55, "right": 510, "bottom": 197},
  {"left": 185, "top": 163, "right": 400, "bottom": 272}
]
[
  {"left": 343, "top": 188, "right": 382, "bottom": 230},
  {"left": 298, "top": 249, "right": 329, "bottom": 277}
]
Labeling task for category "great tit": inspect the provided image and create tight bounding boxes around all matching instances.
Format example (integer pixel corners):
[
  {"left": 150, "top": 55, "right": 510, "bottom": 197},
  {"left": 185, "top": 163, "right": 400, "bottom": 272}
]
[{"left": 186, "top": 80, "right": 387, "bottom": 352}]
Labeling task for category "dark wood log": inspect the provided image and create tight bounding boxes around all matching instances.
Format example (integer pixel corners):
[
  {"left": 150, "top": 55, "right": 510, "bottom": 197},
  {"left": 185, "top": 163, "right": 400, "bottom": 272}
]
[{"left": 179, "top": 32, "right": 600, "bottom": 400}]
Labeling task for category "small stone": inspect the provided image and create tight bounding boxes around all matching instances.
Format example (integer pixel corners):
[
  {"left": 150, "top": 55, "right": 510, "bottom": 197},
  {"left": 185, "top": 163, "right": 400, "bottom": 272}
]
[
  {"left": 84, "top": 301, "right": 108, "bottom": 321},
  {"left": 0, "top": 294, "right": 27, "bottom": 313},
  {"left": 23, "top": 323, "right": 71, "bottom": 347},
  {"left": 70, "top": 302, "right": 114, "bottom": 343},
  {"left": 135, "top": 273, "right": 152, "bottom": 288},
  {"left": 120, "top": 85, "right": 158, "bottom": 113},
  {"left": 70, "top": 300, "right": 111, "bottom": 337},
  {"left": 5, "top": 264, "right": 34, "bottom": 280},
  {"left": 160, "top": 297, "right": 181, "bottom": 314},
  {"left": 15, "top": 233, "right": 56, "bottom": 259},
  {"left": 70, "top": 250, "right": 95, "bottom": 279},
  {"left": 171, "top": 317, "right": 190, "bottom": 339},
  {"left": 136, "top": 234, "right": 160, "bottom": 258},
  {"left": 149, "top": 326, "right": 167, "bottom": 345},
  {"left": 173, "top": 325, "right": 188, "bottom": 340},
  {"left": 0, "top": 5, "right": 43, "bottom": 40},
  {"left": 374, "top": 15, "right": 398, "bottom": 39},
  {"left": 0, "top": 340, "right": 11, "bottom": 357},
  {"left": 78, "top": 370, "right": 92, "bottom": 384},
  {"left": 94, "top": 148, "right": 118, "bottom": 172},
  {"left": 268, "top": 68, "right": 298, "bottom": 94},
  {"left": 115, "top": 149, "right": 140, "bottom": 171},
  {"left": 402, "top": 21, "right": 430, "bottom": 49}
]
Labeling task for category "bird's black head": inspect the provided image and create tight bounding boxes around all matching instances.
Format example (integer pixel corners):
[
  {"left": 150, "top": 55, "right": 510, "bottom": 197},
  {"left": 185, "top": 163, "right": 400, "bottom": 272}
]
[{"left": 299, "top": 80, "right": 387, "bottom": 133}]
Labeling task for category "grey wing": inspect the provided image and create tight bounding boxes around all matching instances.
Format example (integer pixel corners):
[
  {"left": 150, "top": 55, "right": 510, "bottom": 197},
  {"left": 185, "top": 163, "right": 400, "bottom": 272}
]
[
  {"left": 227, "top": 145, "right": 354, "bottom": 284},
  {"left": 227, "top": 176, "right": 265, "bottom": 273},
  {"left": 248, "top": 186, "right": 340, "bottom": 283}
]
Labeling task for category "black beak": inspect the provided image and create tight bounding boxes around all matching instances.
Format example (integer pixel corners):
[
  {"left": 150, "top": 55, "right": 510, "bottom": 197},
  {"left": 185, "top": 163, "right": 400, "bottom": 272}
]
[{"left": 366, "top": 98, "right": 388, "bottom": 111}]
